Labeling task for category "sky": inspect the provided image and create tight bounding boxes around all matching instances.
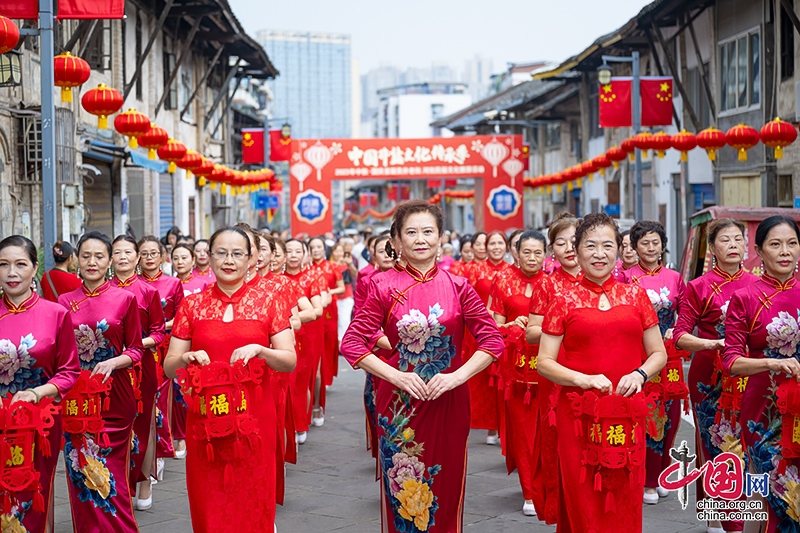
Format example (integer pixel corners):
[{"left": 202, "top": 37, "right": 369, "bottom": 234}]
[{"left": 229, "top": 0, "right": 651, "bottom": 75}]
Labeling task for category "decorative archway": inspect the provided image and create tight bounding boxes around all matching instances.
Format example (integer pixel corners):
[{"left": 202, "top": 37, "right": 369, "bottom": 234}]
[{"left": 289, "top": 135, "right": 526, "bottom": 234}]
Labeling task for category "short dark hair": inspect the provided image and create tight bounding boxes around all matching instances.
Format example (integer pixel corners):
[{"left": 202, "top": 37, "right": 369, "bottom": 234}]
[
  {"left": 630, "top": 220, "right": 667, "bottom": 251},
  {"left": 172, "top": 243, "right": 195, "bottom": 260},
  {"left": 574, "top": 212, "right": 623, "bottom": 249},
  {"left": 393, "top": 200, "right": 443, "bottom": 236},
  {"left": 274, "top": 239, "right": 287, "bottom": 255},
  {"left": 707, "top": 218, "right": 746, "bottom": 246},
  {"left": 78, "top": 231, "right": 113, "bottom": 257},
  {"left": 548, "top": 211, "right": 579, "bottom": 247},
  {"left": 0, "top": 235, "right": 38, "bottom": 265},
  {"left": 471, "top": 232, "right": 487, "bottom": 246},
  {"left": 755, "top": 215, "right": 800, "bottom": 248},
  {"left": 508, "top": 230, "right": 524, "bottom": 248},
  {"left": 516, "top": 230, "right": 546, "bottom": 252},
  {"left": 209, "top": 227, "right": 252, "bottom": 256},
  {"left": 138, "top": 235, "right": 161, "bottom": 251},
  {"left": 234, "top": 222, "right": 261, "bottom": 251},
  {"left": 52, "top": 241, "right": 75, "bottom": 263},
  {"left": 112, "top": 235, "right": 139, "bottom": 254},
  {"left": 258, "top": 232, "right": 276, "bottom": 253},
  {"left": 459, "top": 235, "right": 473, "bottom": 252}
]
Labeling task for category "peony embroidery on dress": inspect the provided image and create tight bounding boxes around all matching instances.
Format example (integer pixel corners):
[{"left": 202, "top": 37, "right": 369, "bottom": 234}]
[
  {"left": 64, "top": 436, "right": 118, "bottom": 515},
  {"left": 396, "top": 304, "right": 455, "bottom": 382},
  {"left": 764, "top": 310, "right": 800, "bottom": 361},
  {"left": 378, "top": 391, "right": 440, "bottom": 533},
  {"left": 74, "top": 320, "right": 117, "bottom": 370},
  {"left": 1, "top": 502, "right": 32, "bottom": 533},
  {"left": 646, "top": 287, "right": 674, "bottom": 336},
  {"left": 0, "top": 334, "right": 44, "bottom": 397},
  {"left": 714, "top": 300, "right": 730, "bottom": 339}
]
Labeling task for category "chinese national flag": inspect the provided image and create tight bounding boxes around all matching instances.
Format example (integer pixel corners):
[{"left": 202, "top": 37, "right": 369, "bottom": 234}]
[
  {"left": 1, "top": 0, "right": 124, "bottom": 19},
  {"left": 269, "top": 129, "right": 292, "bottom": 162},
  {"left": 241, "top": 129, "right": 264, "bottom": 164},
  {"left": 598, "top": 78, "right": 632, "bottom": 128},
  {"left": 640, "top": 77, "right": 674, "bottom": 127},
  {"left": 386, "top": 184, "right": 398, "bottom": 201}
]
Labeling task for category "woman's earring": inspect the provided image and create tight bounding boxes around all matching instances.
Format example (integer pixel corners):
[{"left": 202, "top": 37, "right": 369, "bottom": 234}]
[
  {"left": 436, "top": 247, "right": 441, "bottom": 262},
  {"left": 136, "top": 265, "right": 142, "bottom": 276},
  {"left": 711, "top": 255, "right": 716, "bottom": 268},
  {"left": 760, "top": 260, "right": 765, "bottom": 275},
  {"left": 246, "top": 270, "right": 251, "bottom": 282},
  {"left": 397, "top": 249, "right": 402, "bottom": 260}
]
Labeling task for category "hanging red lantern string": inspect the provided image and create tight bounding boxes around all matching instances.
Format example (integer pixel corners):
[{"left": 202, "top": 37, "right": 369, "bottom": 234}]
[
  {"left": 192, "top": 158, "right": 215, "bottom": 188},
  {"left": 592, "top": 154, "right": 612, "bottom": 176},
  {"left": 650, "top": 131, "right": 672, "bottom": 159},
  {"left": 81, "top": 84, "right": 123, "bottom": 130},
  {"left": 137, "top": 124, "right": 169, "bottom": 160},
  {"left": 620, "top": 138, "right": 636, "bottom": 162},
  {"left": 114, "top": 109, "right": 151, "bottom": 149},
  {"left": 696, "top": 127, "right": 727, "bottom": 161},
  {"left": 606, "top": 146, "right": 627, "bottom": 169},
  {"left": 725, "top": 124, "right": 760, "bottom": 162},
  {"left": 176, "top": 150, "right": 204, "bottom": 178},
  {"left": 760, "top": 118, "right": 797, "bottom": 160},
  {"left": 157, "top": 139, "right": 188, "bottom": 173},
  {"left": 0, "top": 16, "right": 20, "bottom": 54},
  {"left": 53, "top": 52, "right": 90, "bottom": 103},
  {"left": 580, "top": 159, "right": 597, "bottom": 183},
  {"left": 631, "top": 132, "right": 654, "bottom": 159},
  {"left": 670, "top": 130, "right": 697, "bottom": 162}
]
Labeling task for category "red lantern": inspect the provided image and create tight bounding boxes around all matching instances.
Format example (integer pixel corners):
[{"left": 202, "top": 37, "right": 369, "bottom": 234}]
[
  {"left": 0, "top": 16, "right": 20, "bottom": 54},
  {"left": 137, "top": 124, "right": 169, "bottom": 160},
  {"left": 176, "top": 360, "right": 266, "bottom": 470},
  {"left": 606, "top": 146, "right": 627, "bottom": 169},
  {"left": 760, "top": 117, "right": 797, "bottom": 160},
  {"left": 192, "top": 158, "right": 215, "bottom": 188},
  {"left": 670, "top": 130, "right": 697, "bottom": 162},
  {"left": 696, "top": 127, "right": 727, "bottom": 161},
  {"left": 62, "top": 371, "right": 113, "bottom": 476},
  {"left": 593, "top": 154, "right": 612, "bottom": 176},
  {"left": 53, "top": 52, "right": 91, "bottom": 103},
  {"left": 81, "top": 84, "right": 123, "bottom": 130},
  {"left": 631, "top": 132, "right": 654, "bottom": 159},
  {"left": 581, "top": 159, "right": 597, "bottom": 180},
  {"left": 620, "top": 138, "right": 636, "bottom": 162},
  {"left": 0, "top": 396, "right": 59, "bottom": 514},
  {"left": 650, "top": 131, "right": 672, "bottom": 159},
  {"left": 114, "top": 109, "right": 151, "bottom": 149},
  {"left": 157, "top": 139, "right": 187, "bottom": 173},
  {"left": 176, "top": 150, "right": 204, "bottom": 179},
  {"left": 725, "top": 124, "right": 760, "bottom": 162}
]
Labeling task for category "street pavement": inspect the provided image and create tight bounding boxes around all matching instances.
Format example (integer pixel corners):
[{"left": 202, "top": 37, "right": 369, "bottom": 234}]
[{"left": 53, "top": 358, "right": 707, "bottom": 532}]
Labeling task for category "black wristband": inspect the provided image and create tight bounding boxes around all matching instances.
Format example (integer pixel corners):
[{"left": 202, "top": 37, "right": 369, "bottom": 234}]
[{"left": 634, "top": 368, "right": 648, "bottom": 384}]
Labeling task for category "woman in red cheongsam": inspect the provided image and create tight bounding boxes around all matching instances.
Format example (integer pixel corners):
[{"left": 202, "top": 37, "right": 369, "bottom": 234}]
[
  {"left": 490, "top": 230, "right": 546, "bottom": 516},
  {"left": 538, "top": 213, "right": 667, "bottom": 533},
  {"left": 524, "top": 211, "right": 581, "bottom": 524},
  {"left": 164, "top": 227, "right": 296, "bottom": 533}
]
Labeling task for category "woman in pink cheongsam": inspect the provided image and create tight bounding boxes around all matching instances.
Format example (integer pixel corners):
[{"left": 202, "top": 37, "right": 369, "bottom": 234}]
[{"left": 0, "top": 236, "right": 80, "bottom": 533}]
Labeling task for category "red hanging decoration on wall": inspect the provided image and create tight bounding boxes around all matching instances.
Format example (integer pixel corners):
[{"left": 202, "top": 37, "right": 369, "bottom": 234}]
[
  {"left": 696, "top": 127, "right": 727, "bottom": 161},
  {"left": 0, "top": 16, "right": 20, "bottom": 54},
  {"left": 725, "top": 124, "right": 760, "bottom": 162},
  {"left": 760, "top": 117, "right": 797, "bottom": 160},
  {"left": 53, "top": 52, "right": 90, "bottom": 103},
  {"left": 113, "top": 109, "right": 151, "bottom": 149},
  {"left": 670, "top": 130, "right": 697, "bottom": 162},
  {"left": 81, "top": 83, "right": 123, "bottom": 129}
]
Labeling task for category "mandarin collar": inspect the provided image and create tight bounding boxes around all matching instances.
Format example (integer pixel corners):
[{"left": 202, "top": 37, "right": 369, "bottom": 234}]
[
  {"left": 180, "top": 273, "right": 195, "bottom": 284},
  {"left": 636, "top": 261, "right": 663, "bottom": 276},
  {"left": 580, "top": 275, "right": 616, "bottom": 293},
  {"left": 555, "top": 267, "right": 581, "bottom": 284},
  {"left": 211, "top": 282, "right": 250, "bottom": 304},
  {"left": 1, "top": 291, "right": 38, "bottom": 313},
  {"left": 405, "top": 263, "right": 439, "bottom": 283},
  {"left": 514, "top": 265, "right": 543, "bottom": 281},
  {"left": 712, "top": 265, "right": 744, "bottom": 282},
  {"left": 81, "top": 280, "right": 111, "bottom": 297},
  {"left": 487, "top": 259, "right": 507, "bottom": 271},
  {"left": 113, "top": 274, "right": 138, "bottom": 288},
  {"left": 142, "top": 270, "right": 163, "bottom": 282},
  {"left": 393, "top": 262, "right": 406, "bottom": 272},
  {"left": 761, "top": 273, "right": 797, "bottom": 291}
]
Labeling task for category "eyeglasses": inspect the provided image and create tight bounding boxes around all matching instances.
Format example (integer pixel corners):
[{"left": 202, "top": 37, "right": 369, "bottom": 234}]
[
  {"left": 210, "top": 250, "right": 249, "bottom": 261},
  {"left": 140, "top": 252, "right": 161, "bottom": 259}
]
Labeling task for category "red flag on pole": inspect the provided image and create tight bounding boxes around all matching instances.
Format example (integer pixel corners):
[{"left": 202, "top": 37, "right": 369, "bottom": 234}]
[
  {"left": 1, "top": 0, "right": 124, "bottom": 19},
  {"left": 640, "top": 77, "right": 674, "bottom": 127},
  {"left": 241, "top": 129, "right": 264, "bottom": 164},
  {"left": 269, "top": 129, "right": 292, "bottom": 162},
  {"left": 598, "top": 78, "right": 632, "bottom": 128}
]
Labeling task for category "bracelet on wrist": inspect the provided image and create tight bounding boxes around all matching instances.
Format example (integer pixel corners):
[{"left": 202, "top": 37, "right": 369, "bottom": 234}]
[
  {"left": 26, "top": 388, "right": 40, "bottom": 403},
  {"left": 633, "top": 368, "right": 648, "bottom": 385}
]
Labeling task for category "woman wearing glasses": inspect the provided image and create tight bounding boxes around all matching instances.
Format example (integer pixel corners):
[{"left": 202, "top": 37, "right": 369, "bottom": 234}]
[
  {"left": 58, "top": 231, "right": 145, "bottom": 532},
  {"left": 139, "top": 236, "right": 185, "bottom": 469},
  {"left": 110, "top": 235, "right": 166, "bottom": 510},
  {"left": 164, "top": 226, "right": 296, "bottom": 533}
]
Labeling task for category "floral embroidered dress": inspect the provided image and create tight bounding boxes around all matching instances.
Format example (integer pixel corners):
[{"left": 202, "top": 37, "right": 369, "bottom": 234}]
[
  {"left": 721, "top": 275, "right": 800, "bottom": 533},
  {"left": 624, "top": 261, "right": 685, "bottom": 487},
  {"left": 281, "top": 269, "right": 323, "bottom": 433},
  {"left": 673, "top": 266, "right": 756, "bottom": 531},
  {"left": 465, "top": 258, "right": 511, "bottom": 431},
  {"left": 171, "top": 281, "right": 291, "bottom": 533},
  {"left": 179, "top": 274, "right": 209, "bottom": 297},
  {"left": 489, "top": 267, "right": 544, "bottom": 502},
  {"left": 341, "top": 265, "right": 504, "bottom": 533},
  {"left": 527, "top": 267, "right": 580, "bottom": 523},
  {"left": 111, "top": 274, "right": 166, "bottom": 488},
  {"left": 141, "top": 270, "right": 184, "bottom": 459},
  {"left": 58, "top": 282, "right": 144, "bottom": 533},
  {"left": 0, "top": 293, "right": 80, "bottom": 533},
  {"left": 310, "top": 259, "right": 343, "bottom": 392},
  {"left": 543, "top": 275, "right": 659, "bottom": 533}
]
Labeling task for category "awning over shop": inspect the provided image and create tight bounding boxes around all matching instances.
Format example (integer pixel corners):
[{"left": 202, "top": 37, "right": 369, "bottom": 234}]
[
  {"left": 85, "top": 139, "right": 125, "bottom": 163},
  {"left": 127, "top": 149, "right": 169, "bottom": 173}
]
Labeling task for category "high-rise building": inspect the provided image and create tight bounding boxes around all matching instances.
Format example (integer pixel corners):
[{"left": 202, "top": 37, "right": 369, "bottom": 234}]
[
  {"left": 257, "top": 30, "right": 352, "bottom": 139},
  {"left": 463, "top": 55, "right": 494, "bottom": 102}
]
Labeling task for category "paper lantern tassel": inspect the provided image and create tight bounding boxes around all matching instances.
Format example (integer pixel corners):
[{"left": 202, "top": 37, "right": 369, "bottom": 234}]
[
  {"left": 775, "top": 146, "right": 785, "bottom": 159},
  {"left": 168, "top": 162, "right": 177, "bottom": 173},
  {"left": 737, "top": 148, "right": 747, "bottom": 162},
  {"left": 198, "top": 177, "right": 207, "bottom": 187},
  {"left": 128, "top": 137, "right": 138, "bottom": 149},
  {"left": 148, "top": 149, "right": 157, "bottom": 160},
  {"left": 98, "top": 115, "right": 108, "bottom": 130},
  {"left": 61, "top": 87, "right": 73, "bottom": 103}
]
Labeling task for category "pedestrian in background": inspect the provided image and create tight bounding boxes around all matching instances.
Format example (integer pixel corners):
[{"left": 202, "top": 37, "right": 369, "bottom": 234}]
[{"left": 41, "top": 241, "right": 81, "bottom": 302}]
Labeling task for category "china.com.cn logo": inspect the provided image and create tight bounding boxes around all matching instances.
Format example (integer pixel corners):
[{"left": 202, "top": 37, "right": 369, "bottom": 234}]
[{"left": 657, "top": 440, "right": 768, "bottom": 510}]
